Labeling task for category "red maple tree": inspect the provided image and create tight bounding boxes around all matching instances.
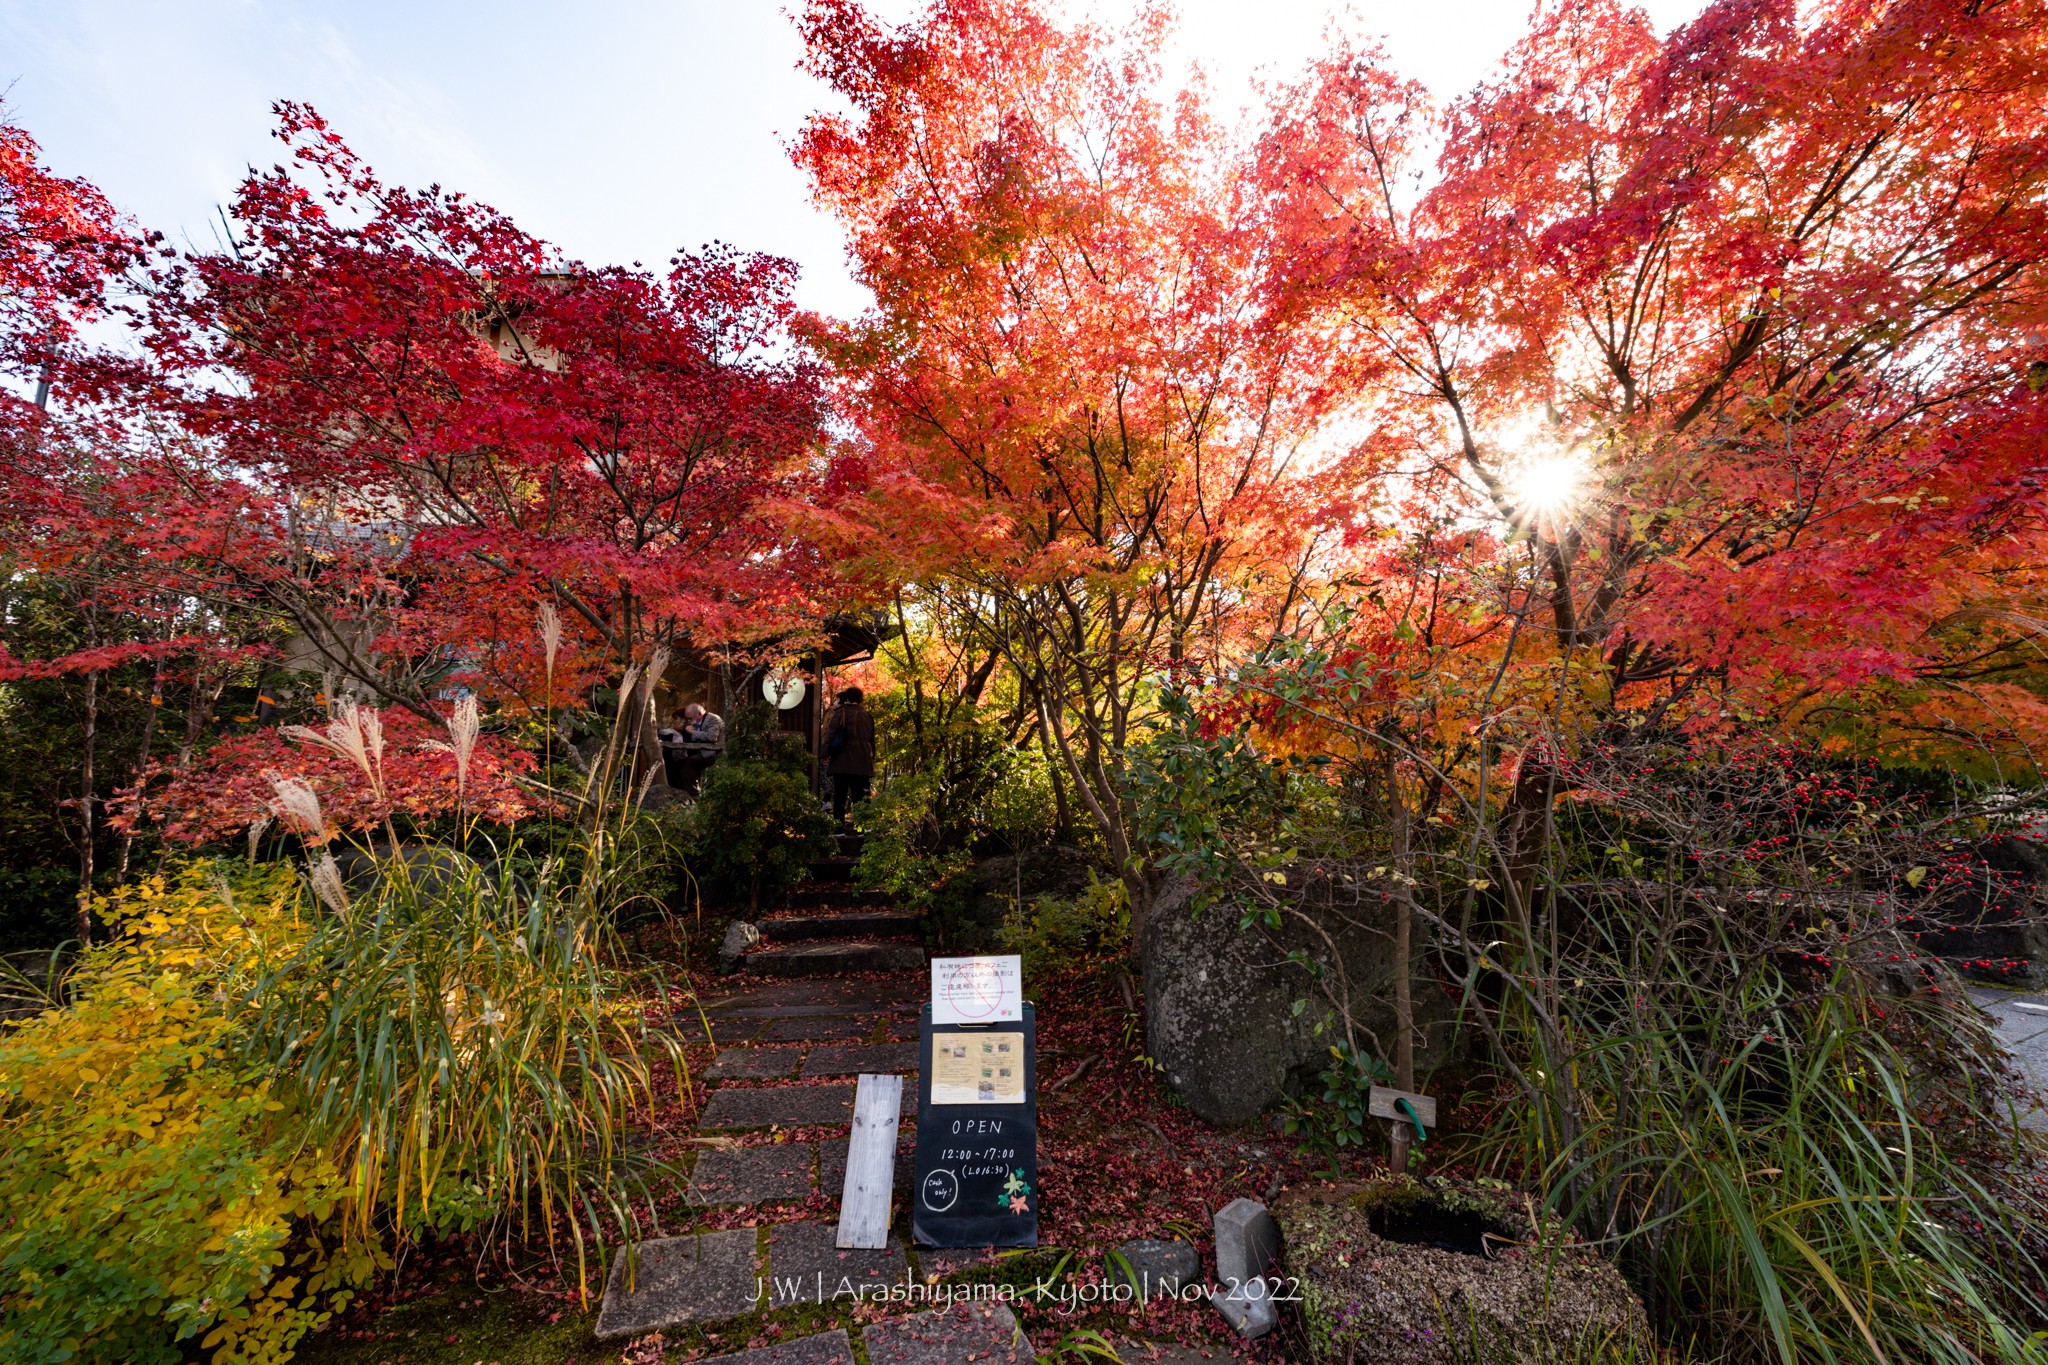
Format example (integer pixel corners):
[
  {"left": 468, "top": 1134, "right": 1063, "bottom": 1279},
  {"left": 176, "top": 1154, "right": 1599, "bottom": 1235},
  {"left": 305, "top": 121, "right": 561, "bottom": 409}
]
[{"left": 1256, "top": 0, "right": 2048, "bottom": 765}]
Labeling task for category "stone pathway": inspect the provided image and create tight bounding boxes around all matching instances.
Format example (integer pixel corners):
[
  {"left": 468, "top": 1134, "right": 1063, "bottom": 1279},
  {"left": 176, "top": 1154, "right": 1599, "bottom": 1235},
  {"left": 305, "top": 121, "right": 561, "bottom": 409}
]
[
  {"left": 600, "top": 933, "right": 950, "bottom": 1348},
  {"left": 1971, "top": 986, "right": 2048, "bottom": 1129},
  {"left": 600, "top": 862, "right": 1209, "bottom": 1365}
]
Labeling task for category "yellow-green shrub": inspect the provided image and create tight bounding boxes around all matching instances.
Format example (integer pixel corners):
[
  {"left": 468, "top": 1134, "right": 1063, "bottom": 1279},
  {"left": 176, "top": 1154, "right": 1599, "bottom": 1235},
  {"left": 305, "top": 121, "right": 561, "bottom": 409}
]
[{"left": 0, "top": 867, "right": 378, "bottom": 1364}]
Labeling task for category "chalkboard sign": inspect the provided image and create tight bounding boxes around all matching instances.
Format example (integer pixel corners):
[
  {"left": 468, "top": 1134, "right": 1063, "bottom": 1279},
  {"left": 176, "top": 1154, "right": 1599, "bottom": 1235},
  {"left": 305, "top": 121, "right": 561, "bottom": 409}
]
[{"left": 911, "top": 1002, "right": 1038, "bottom": 1248}]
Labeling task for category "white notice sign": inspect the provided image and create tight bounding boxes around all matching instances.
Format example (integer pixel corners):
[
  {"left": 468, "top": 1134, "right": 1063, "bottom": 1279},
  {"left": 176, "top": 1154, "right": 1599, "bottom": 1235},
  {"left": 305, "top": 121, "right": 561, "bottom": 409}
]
[{"left": 931, "top": 955, "right": 1023, "bottom": 1025}]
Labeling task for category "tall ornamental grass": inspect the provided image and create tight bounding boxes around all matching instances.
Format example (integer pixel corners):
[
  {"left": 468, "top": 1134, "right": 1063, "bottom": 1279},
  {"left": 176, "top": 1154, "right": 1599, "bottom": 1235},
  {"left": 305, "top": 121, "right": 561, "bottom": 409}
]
[
  {"left": 1450, "top": 742, "right": 2048, "bottom": 1365},
  {"left": 245, "top": 836, "right": 684, "bottom": 1293}
]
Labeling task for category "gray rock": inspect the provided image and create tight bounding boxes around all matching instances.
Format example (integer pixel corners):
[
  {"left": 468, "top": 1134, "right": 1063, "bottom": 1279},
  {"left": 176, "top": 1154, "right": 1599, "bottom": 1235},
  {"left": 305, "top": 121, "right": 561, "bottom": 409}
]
[
  {"left": 1141, "top": 875, "right": 1454, "bottom": 1124},
  {"left": 939, "top": 845, "right": 1103, "bottom": 952},
  {"left": 1214, "top": 1198, "right": 1278, "bottom": 1287},
  {"left": 767, "top": 1221, "right": 909, "bottom": 1304},
  {"left": 862, "top": 1304, "right": 1036, "bottom": 1365},
  {"left": 1209, "top": 1282, "right": 1279, "bottom": 1340},
  {"left": 1111, "top": 1238, "right": 1201, "bottom": 1299},
  {"left": 330, "top": 843, "right": 486, "bottom": 903},
  {"left": 686, "top": 1143, "right": 814, "bottom": 1206},
  {"left": 721, "top": 920, "right": 763, "bottom": 972},
  {"left": 689, "top": 1329, "right": 856, "bottom": 1365},
  {"left": 595, "top": 1228, "right": 761, "bottom": 1338},
  {"left": 701, "top": 1083, "right": 856, "bottom": 1129}
]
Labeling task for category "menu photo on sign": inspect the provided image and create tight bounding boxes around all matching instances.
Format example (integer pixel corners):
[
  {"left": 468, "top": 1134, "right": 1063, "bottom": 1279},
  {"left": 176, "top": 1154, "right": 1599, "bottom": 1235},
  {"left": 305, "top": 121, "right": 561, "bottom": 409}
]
[
  {"left": 929, "top": 1031, "right": 1026, "bottom": 1104},
  {"left": 931, "top": 955, "right": 1022, "bottom": 1026}
]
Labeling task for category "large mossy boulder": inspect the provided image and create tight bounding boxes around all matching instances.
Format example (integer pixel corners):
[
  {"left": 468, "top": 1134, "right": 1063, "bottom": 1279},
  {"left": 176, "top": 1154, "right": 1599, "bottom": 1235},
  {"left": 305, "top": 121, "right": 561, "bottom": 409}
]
[
  {"left": 1276, "top": 1177, "right": 1648, "bottom": 1365},
  {"left": 1139, "top": 876, "right": 1453, "bottom": 1124}
]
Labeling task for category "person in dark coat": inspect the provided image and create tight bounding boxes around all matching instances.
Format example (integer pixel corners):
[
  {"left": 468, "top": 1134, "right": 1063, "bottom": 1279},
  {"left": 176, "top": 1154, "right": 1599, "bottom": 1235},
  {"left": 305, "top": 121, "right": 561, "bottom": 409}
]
[{"left": 823, "top": 687, "right": 877, "bottom": 821}]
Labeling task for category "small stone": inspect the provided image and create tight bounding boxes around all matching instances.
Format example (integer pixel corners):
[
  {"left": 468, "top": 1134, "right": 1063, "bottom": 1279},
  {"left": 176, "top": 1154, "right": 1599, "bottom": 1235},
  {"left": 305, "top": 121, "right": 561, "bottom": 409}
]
[
  {"left": 1213, "top": 1197, "right": 1278, "bottom": 1287},
  {"left": 720, "top": 921, "right": 762, "bottom": 973},
  {"left": 594, "top": 1229, "right": 760, "bottom": 1338},
  {"left": 861, "top": 1303, "right": 1037, "bottom": 1365},
  {"left": 686, "top": 1144, "right": 813, "bottom": 1206},
  {"left": 1111, "top": 1238, "right": 1201, "bottom": 1299},
  {"left": 1209, "top": 1282, "right": 1279, "bottom": 1340},
  {"left": 767, "top": 1221, "right": 909, "bottom": 1304},
  {"left": 802, "top": 1042, "right": 919, "bottom": 1078},
  {"left": 687, "top": 1329, "right": 855, "bottom": 1365}
]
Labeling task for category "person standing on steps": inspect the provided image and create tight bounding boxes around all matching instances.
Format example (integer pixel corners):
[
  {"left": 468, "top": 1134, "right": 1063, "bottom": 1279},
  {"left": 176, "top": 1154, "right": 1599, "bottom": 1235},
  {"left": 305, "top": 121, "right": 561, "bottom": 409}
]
[{"left": 823, "top": 686, "right": 876, "bottom": 822}]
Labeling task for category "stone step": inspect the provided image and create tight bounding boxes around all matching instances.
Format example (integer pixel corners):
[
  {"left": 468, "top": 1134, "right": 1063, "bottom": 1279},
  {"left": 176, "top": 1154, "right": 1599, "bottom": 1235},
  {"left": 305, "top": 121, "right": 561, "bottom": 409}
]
[
  {"left": 807, "top": 856, "right": 857, "bottom": 884},
  {"left": 743, "top": 940, "right": 925, "bottom": 977},
  {"left": 760, "top": 909, "right": 921, "bottom": 941},
  {"left": 784, "top": 884, "right": 894, "bottom": 910}
]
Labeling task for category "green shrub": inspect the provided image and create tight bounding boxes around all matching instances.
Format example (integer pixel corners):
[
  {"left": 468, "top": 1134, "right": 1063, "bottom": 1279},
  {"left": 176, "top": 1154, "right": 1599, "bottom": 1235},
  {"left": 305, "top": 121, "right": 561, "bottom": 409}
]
[
  {"left": 994, "top": 874, "right": 1129, "bottom": 973},
  {"left": 0, "top": 865, "right": 376, "bottom": 1365},
  {"left": 692, "top": 754, "right": 834, "bottom": 912},
  {"left": 853, "top": 772, "right": 969, "bottom": 914}
]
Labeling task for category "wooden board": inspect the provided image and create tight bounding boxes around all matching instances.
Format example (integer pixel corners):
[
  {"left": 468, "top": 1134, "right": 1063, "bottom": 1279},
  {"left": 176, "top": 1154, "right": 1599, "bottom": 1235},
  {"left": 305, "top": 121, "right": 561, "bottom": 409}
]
[
  {"left": 1368, "top": 1085, "right": 1437, "bottom": 1129},
  {"left": 835, "top": 1073, "right": 904, "bottom": 1250}
]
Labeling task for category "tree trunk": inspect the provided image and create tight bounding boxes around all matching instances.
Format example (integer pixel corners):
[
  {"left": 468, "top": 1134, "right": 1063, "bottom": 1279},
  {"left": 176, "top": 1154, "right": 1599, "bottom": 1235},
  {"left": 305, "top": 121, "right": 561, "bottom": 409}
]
[
  {"left": 76, "top": 667, "right": 99, "bottom": 945},
  {"left": 1389, "top": 796, "right": 1417, "bottom": 1173},
  {"left": 116, "top": 654, "right": 166, "bottom": 884}
]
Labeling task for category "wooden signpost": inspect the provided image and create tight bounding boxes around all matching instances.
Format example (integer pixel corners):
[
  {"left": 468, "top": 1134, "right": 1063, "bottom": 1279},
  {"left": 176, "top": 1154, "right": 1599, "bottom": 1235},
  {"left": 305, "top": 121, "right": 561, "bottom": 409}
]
[{"left": 912, "top": 955, "right": 1038, "bottom": 1248}]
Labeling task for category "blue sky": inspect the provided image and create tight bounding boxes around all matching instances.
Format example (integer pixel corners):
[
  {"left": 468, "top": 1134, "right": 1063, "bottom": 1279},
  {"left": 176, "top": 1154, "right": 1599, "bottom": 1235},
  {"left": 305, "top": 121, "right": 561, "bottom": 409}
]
[{"left": 3, "top": 0, "right": 1700, "bottom": 321}]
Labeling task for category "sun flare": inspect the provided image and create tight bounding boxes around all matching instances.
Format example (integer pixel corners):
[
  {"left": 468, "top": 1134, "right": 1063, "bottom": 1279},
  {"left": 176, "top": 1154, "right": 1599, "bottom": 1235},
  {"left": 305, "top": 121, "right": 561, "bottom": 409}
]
[{"left": 1507, "top": 450, "right": 1591, "bottom": 519}]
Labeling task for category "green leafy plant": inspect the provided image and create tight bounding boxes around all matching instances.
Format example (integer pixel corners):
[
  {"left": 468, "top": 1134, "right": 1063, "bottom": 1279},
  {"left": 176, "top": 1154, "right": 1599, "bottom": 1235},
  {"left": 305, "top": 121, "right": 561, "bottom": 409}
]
[
  {"left": 691, "top": 712, "right": 835, "bottom": 913},
  {"left": 995, "top": 875, "right": 1130, "bottom": 974},
  {"left": 1280, "top": 1039, "right": 1393, "bottom": 1153}
]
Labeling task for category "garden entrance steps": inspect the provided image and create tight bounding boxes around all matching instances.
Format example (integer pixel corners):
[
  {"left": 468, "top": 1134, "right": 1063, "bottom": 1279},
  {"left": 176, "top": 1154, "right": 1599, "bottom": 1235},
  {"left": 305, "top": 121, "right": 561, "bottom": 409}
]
[
  {"left": 745, "top": 863, "right": 926, "bottom": 976},
  {"left": 807, "top": 855, "right": 858, "bottom": 884},
  {"left": 782, "top": 884, "right": 896, "bottom": 910},
  {"left": 761, "top": 908, "right": 923, "bottom": 940},
  {"left": 742, "top": 940, "right": 925, "bottom": 976}
]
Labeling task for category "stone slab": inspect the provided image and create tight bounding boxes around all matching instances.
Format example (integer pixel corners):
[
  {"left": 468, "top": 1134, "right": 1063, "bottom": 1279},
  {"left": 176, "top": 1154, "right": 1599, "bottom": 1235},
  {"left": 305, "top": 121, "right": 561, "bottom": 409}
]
[
  {"left": 1111, "top": 1239, "right": 1201, "bottom": 1298},
  {"left": 686, "top": 1143, "right": 815, "bottom": 1206},
  {"left": 803, "top": 1042, "right": 920, "bottom": 1078},
  {"left": 1213, "top": 1198, "right": 1278, "bottom": 1286},
  {"left": 818, "top": 1137, "right": 917, "bottom": 1208},
  {"left": 708, "top": 1046, "right": 808, "bottom": 1080},
  {"left": 767, "top": 1220, "right": 910, "bottom": 1304},
  {"left": 862, "top": 1304, "right": 1036, "bottom": 1365},
  {"left": 767, "top": 1016, "right": 878, "bottom": 1043},
  {"left": 691, "top": 1329, "right": 856, "bottom": 1365},
  {"left": 705, "top": 980, "right": 920, "bottom": 1017},
  {"left": 595, "top": 1228, "right": 761, "bottom": 1339},
  {"left": 702, "top": 1084, "right": 857, "bottom": 1129},
  {"left": 668, "top": 1016, "right": 767, "bottom": 1046}
]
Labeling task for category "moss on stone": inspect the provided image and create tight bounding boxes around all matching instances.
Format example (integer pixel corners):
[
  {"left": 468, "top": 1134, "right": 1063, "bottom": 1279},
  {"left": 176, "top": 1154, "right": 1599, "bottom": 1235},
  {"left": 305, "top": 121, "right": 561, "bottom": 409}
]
[{"left": 1277, "top": 1177, "right": 1648, "bottom": 1365}]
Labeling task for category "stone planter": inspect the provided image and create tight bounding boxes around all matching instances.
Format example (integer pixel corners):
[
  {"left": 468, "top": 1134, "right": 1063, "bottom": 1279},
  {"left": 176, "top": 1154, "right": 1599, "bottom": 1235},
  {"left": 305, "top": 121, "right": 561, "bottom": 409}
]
[{"left": 1276, "top": 1176, "right": 1648, "bottom": 1364}]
